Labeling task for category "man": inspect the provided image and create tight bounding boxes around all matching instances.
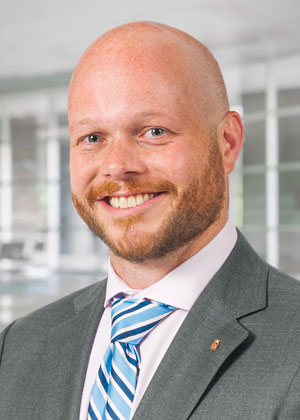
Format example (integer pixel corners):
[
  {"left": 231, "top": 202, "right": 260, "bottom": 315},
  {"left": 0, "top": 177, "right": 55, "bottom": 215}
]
[{"left": 1, "top": 21, "right": 300, "bottom": 420}]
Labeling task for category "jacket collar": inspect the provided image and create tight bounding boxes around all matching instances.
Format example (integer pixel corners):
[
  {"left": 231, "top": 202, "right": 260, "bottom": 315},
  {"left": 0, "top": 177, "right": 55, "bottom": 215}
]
[{"left": 209, "top": 229, "right": 268, "bottom": 319}]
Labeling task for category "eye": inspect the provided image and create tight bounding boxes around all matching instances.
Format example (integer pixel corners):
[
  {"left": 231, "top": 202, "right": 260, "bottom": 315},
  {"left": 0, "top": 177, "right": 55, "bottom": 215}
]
[
  {"left": 84, "top": 134, "right": 101, "bottom": 144},
  {"left": 144, "top": 127, "right": 166, "bottom": 138}
]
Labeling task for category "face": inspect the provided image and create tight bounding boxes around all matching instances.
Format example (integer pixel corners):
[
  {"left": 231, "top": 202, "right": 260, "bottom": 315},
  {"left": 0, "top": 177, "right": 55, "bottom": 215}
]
[{"left": 69, "top": 47, "right": 226, "bottom": 263}]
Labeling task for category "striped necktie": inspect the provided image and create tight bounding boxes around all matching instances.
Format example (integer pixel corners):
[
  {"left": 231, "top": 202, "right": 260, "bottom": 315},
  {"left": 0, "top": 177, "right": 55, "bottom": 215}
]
[{"left": 88, "top": 296, "right": 176, "bottom": 420}]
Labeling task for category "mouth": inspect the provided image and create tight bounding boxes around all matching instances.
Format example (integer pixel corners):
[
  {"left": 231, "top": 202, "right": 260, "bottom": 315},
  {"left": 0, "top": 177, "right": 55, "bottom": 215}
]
[{"left": 102, "top": 192, "right": 162, "bottom": 209}]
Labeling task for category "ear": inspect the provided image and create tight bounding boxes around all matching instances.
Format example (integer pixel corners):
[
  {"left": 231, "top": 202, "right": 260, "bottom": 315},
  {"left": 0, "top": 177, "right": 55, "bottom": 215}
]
[{"left": 218, "top": 111, "right": 244, "bottom": 175}]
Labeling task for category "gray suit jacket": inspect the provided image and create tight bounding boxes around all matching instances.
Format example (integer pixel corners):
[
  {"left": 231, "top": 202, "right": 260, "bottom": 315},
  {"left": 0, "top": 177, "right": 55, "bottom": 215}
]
[{"left": 1, "top": 232, "right": 300, "bottom": 419}]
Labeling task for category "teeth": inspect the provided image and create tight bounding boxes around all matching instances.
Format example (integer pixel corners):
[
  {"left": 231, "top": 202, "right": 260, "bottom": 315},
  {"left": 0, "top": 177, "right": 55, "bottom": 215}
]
[
  {"left": 111, "top": 197, "right": 119, "bottom": 208},
  {"left": 136, "top": 194, "right": 143, "bottom": 205},
  {"left": 127, "top": 196, "right": 136, "bottom": 208},
  {"left": 108, "top": 193, "right": 158, "bottom": 209}
]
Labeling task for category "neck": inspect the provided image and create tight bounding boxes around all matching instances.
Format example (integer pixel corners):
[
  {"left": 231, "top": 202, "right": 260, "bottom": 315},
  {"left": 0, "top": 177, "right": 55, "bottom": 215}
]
[{"left": 110, "top": 214, "right": 228, "bottom": 289}]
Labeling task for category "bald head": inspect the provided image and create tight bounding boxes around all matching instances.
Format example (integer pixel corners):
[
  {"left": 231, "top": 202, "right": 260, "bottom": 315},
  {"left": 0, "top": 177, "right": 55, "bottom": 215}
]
[{"left": 69, "top": 21, "right": 229, "bottom": 127}]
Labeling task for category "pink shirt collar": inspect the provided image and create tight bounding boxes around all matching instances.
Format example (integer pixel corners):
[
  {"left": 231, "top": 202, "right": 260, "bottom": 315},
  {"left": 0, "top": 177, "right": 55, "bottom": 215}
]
[{"left": 105, "top": 219, "right": 237, "bottom": 311}]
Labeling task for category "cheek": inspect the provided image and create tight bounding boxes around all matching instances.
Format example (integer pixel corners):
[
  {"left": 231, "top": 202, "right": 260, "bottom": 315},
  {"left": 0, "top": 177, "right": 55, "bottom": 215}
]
[
  {"left": 69, "top": 151, "right": 96, "bottom": 191},
  {"left": 156, "top": 142, "right": 205, "bottom": 185}
]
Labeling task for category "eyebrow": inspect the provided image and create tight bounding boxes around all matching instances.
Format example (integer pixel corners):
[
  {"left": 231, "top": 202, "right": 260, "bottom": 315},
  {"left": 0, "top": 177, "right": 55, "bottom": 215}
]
[{"left": 77, "top": 118, "right": 97, "bottom": 125}]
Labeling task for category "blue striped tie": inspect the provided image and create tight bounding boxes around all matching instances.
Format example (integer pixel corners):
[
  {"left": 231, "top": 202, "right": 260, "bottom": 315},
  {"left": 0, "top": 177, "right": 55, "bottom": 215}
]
[{"left": 87, "top": 296, "right": 176, "bottom": 420}]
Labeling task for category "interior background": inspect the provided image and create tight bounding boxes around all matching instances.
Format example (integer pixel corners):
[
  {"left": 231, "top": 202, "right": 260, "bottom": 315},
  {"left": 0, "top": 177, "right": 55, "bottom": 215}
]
[{"left": 1, "top": 0, "right": 300, "bottom": 330}]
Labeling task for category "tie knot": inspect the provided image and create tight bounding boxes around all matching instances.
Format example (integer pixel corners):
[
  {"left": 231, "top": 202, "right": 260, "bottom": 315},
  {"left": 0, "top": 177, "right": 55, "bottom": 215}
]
[{"left": 110, "top": 296, "right": 176, "bottom": 345}]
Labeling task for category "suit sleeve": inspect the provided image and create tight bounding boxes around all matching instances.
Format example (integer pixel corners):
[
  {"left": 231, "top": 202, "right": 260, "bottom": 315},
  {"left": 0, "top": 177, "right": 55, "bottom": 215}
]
[{"left": 277, "top": 362, "right": 300, "bottom": 419}]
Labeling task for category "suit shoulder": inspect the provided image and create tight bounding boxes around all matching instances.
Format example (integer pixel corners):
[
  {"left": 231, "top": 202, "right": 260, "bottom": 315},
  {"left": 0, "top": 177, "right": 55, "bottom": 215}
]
[
  {"left": 268, "top": 265, "right": 300, "bottom": 297},
  {"left": 2, "top": 278, "right": 107, "bottom": 335},
  {"left": 267, "top": 266, "right": 300, "bottom": 323}
]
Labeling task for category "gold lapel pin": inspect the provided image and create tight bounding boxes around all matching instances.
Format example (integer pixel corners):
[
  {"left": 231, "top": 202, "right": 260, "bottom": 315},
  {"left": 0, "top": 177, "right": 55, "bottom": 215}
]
[{"left": 210, "top": 339, "right": 220, "bottom": 351}]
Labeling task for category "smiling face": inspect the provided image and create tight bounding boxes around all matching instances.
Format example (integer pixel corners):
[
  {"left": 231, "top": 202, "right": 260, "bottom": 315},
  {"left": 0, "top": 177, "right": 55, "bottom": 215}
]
[{"left": 68, "top": 23, "right": 234, "bottom": 263}]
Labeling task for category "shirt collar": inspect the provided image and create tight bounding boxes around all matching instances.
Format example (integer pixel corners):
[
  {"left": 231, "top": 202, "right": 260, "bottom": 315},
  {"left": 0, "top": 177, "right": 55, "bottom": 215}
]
[{"left": 105, "top": 219, "right": 237, "bottom": 311}]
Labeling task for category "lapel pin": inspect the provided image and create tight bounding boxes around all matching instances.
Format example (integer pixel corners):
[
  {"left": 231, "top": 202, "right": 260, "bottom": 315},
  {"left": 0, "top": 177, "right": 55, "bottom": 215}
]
[{"left": 210, "top": 339, "right": 220, "bottom": 351}]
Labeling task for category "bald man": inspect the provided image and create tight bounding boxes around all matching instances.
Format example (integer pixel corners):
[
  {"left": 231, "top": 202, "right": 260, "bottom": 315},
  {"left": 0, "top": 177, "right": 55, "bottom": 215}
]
[{"left": 1, "top": 22, "right": 300, "bottom": 420}]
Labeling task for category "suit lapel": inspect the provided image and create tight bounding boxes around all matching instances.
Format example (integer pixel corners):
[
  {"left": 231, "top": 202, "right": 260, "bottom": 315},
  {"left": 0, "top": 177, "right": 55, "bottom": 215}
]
[
  {"left": 133, "top": 232, "right": 269, "bottom": 420},
  {"left": 42, "top": 279, "right": 107, "bottom": 420}
]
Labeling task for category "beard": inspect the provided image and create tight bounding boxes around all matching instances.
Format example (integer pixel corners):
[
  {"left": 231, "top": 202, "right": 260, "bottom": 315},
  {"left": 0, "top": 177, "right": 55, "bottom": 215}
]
[{"left": 72, "top": 140, "right": 225, "bottom": 263}]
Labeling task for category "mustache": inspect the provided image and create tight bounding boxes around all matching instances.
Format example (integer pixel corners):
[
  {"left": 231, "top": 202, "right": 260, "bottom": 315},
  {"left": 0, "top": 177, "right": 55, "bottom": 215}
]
[{"left": 86, "top": 179, "right": 177, "bottom": 201}]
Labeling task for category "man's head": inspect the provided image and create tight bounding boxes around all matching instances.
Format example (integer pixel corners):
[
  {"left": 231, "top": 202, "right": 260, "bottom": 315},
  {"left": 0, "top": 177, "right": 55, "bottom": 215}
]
[{"left": 68, "top": 22, "right": 243, "bottom": 264}]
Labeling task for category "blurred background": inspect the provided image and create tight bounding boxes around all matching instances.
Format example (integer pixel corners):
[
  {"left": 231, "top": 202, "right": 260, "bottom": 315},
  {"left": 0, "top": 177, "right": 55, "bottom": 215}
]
[{"left": 1, "top": 0, "right": 300, "bottom": 330}]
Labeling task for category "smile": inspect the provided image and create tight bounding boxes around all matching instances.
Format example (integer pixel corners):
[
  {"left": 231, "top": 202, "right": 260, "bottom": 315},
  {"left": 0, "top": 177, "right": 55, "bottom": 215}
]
[{"left": 108, "top": 193, "right": 160, "bottom": 209}]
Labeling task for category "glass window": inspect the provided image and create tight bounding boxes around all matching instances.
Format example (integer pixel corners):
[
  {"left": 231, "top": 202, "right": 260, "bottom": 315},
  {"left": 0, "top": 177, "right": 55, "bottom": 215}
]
[
  {"left": 10, "top": 116, "right": 47, "bottom": 235},
  {"left": 279, "top": 170, "right": 300, "bottom": 225},
  {"left": 279, "top": 232, "right": 300, "bottom": 278},
  {"left": 0, "top": 120, "right": 2, "bottom": 221},
  {"left": 242, "top": 92, "right": 265, "bottom": 113},
  {"left": 58, "top": 113, "right": 68, "bottom": 127},
  {"left": 243, "top": 120, "right": 265, "bottom": 166},
  {"left": 242, "top": 229, "right": 267, "bottom": 261},
  {"left": 279, "top": 116, "right": 300, "bottom": 163},
  {"left": 58, "top": 113, "right": 69, "bottom": 141},
  {"left": 243, "top": 173, "right": 266, "bottom": 226},
  {"left": 278, "top": 88, "right": 300, "bottom": 108},
  {"left": 60, "top": 141, "right": 80, "bottom": 254},
  {"left": 12, "top": 181, "right": 47, "bottom": 230},
  {"left": 11, "top": 116, "right": 47, "bottom": 182}
]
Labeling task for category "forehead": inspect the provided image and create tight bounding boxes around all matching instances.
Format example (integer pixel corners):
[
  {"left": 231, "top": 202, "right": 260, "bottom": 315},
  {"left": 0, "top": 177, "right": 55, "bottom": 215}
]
[{"left": 68, "top": 42, "right": 203, "bottom": 125}]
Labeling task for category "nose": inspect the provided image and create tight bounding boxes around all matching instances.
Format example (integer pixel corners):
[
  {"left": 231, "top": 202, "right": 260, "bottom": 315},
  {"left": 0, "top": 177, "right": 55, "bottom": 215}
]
[{"left": 102, "top": 137, "right": 147, "bottom": 180}]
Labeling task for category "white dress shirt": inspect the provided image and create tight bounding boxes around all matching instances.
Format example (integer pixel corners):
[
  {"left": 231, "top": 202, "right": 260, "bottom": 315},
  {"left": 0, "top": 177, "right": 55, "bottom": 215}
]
[{"left": 79, "top": 219, "right": 237, "bottom": 420}]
